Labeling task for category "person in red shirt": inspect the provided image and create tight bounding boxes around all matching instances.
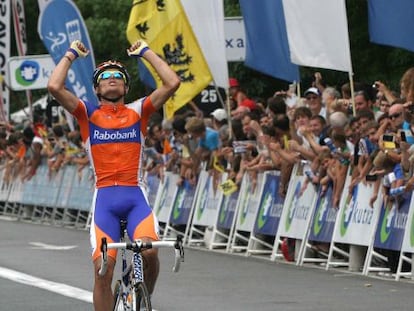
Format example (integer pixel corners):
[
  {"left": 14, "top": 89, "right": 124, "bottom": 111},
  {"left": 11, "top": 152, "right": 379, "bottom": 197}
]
[{"left": 48, "top": 40, "right": 180, "bottom": 311}]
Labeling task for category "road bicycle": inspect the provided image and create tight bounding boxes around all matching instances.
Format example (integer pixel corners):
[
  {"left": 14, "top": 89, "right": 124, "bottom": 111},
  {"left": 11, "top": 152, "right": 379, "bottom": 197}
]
[{"left": 99, "top": 221, "right": 184, "bottom": 311}]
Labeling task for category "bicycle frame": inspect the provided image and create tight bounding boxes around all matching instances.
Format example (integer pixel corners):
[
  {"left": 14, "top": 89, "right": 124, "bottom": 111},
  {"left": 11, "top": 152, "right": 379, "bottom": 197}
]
[{"left": 98, "top": 229, "right": 184, "bottom": 311}]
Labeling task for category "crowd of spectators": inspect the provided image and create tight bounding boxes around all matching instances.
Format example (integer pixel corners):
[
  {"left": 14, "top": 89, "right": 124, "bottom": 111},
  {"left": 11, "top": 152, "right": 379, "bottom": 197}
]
[
  {"left": 143, "top": 68, "right": 414, "bottom": 270},
  {"left": 2, "top": 67, "right": 414, "bottom": 271},
  {"left": 0, "top": 103, "right": 89, "bottom": 185},
  {"left": 146, "top": 68, "right": 414, "bottom": 210}
]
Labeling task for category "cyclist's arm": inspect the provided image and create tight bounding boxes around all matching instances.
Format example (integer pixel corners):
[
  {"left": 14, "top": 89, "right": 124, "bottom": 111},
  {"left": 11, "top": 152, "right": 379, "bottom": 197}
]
[
  {"left": 142, "top": 49, "right": 180, "bottom": 111},
  {"left": 47, "top": 53, "right": 79, "bottom": 113}
]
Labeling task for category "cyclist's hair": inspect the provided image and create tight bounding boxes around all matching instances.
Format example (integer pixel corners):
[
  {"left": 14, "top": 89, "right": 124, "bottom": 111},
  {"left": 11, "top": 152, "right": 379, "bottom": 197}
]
[{"left": 92, "top": 60, "right": 130, "bottom": 88}]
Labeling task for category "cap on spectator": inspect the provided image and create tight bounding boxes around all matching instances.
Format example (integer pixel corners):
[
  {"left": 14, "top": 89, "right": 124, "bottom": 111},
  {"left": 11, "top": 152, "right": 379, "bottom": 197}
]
[
  {"left": 304, "top": 87, "right": 320, "bottom": 97},
  {"left": 229, "top": 78, "right": 239, "bottom": 88},
  {"left": 210, "top": 108, "right": 227, "bottom": 121}
]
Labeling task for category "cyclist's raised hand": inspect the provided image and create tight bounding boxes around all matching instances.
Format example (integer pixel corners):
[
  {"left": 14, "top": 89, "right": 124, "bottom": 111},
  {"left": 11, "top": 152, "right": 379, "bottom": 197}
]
[
  {"left": 68, "top": 40, "right": 89, "bottom": 58},
  {"left": 127, "top": 40, "right": 149, "bottom": 58}
]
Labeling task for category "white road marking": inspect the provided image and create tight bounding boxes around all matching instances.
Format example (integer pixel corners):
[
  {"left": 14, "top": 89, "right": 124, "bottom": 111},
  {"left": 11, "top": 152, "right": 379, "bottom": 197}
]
[
  {"left": 29, "top": 241, "right": 78, "bottom": 250},
  {"left": 0, "top": 266, "right": 160, "bottom": 310},
  {"left": 0, "top": 266, "right": 92, "bottom": 303}
]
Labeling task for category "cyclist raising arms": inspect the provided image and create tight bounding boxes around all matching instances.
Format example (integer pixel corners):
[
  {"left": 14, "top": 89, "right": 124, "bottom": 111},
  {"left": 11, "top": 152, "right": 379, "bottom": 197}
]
[{"left": 48, "top": 40, "right": 180, "bottom": 311}]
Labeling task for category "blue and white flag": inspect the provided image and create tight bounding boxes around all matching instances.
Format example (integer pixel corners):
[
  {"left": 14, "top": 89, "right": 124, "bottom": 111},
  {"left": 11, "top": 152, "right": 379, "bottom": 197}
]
[
  {"left": 368, "top": 0, "right": 414, "bottom": 52},
  {"left": 37, "top": 0, "right": 97, "bottom": 106},
  {"left": 239, "top": 0, "right": 299, "bottom": 82}
]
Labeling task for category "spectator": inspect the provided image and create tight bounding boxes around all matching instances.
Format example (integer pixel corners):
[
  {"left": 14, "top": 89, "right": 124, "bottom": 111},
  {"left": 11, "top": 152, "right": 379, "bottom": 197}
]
[{"left": 304, "top": 87, "right": 326, "bottom": 119}]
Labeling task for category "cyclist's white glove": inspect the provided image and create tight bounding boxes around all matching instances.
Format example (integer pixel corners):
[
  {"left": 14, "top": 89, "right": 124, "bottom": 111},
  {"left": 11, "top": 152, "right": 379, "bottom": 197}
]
[
  {"left": 127, "top": 40, "right": 149, "bottom": 58},
  {"left": 68, "top": 40, "right": 89, "bottom": 58}
]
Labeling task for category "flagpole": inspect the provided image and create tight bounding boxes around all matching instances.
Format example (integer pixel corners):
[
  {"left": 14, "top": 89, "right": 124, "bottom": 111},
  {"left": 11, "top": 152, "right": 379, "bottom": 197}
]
[{"left": 348, "top": 72, "right": 356, "bottom": 117}]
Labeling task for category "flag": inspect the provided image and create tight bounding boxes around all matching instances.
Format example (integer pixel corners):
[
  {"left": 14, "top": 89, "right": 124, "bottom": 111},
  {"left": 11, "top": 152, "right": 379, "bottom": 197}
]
[
  {"left": 219, "top": 179, "right": 238, "bottom": 196},
  {"left": 239, "top": 0, "right": 299, "bottom": 82},
  {"left": 127, "top": 0, "right": 213, "bottom": 119},
  {"left": 0, "top": 1, "right": 10, "bottom": 121},
  {"left": 368, "top": 0, "right": 414, "bottom": 52},
  {"left": 13, "top": 0, "right": 33, "bottom": 121},
  {"left": 181, "top": 0, "right": 228, "bottom": 89},
  {"left": 38, "top": 0, "right": 97, "bottom": 108},
  {"left": 12, "top": 0, "right": 27, "bottom": 56},
  {"left": 282, "top": 0, "right": 352, "bottom": 73}
]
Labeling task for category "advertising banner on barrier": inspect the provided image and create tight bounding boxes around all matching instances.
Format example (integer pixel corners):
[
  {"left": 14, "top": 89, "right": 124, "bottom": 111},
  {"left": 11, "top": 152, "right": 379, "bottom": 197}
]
[
  {"left": 234, "top": 173, "right": 264, "bottom": 232},
  {"left": 308, "top": 184, "right": 338, "bottom": 243},
  {"left": 153, "top": 172, "right": 178, "bottom": 224},
  {"left": 217, "top": 190, "right": 239, "bottom": 230},
  {"left": 374, "top": 192, "right": 412, "bottom": 251},
  {"left": 192, "top": 172, "right": 223, "bottom": 227},
  {"left": 169, "top": 180, "right": 196, "bottom": 225},
  {"left": 332, "top": 182, "right": 382, "bottom": 246},
  {"left": 146, "top": 173, "right": 159, "bottom": 207},
  {"left": 400, "top": 194, "right": 414, "bottom": 253},
  {"left": 253, "top": 172, "right": 284, "bottom": 236},
  {"left": 276, "top": 173, "right": 318, "bottom": 239}
]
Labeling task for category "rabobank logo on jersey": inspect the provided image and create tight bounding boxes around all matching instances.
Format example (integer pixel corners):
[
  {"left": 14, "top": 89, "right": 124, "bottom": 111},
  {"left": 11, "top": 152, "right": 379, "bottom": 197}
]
[{"left": 90, "top": 124, "right": 141, "bottom": 144}]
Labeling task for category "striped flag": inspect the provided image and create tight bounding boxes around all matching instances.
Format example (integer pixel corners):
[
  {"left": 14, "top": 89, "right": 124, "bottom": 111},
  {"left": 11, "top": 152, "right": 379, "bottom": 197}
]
[{"left": 127, "top": 0, "right": 213, "bottom": 119}]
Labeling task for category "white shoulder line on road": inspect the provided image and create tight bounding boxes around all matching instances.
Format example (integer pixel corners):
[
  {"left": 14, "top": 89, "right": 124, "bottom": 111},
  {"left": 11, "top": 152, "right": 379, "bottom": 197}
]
[
  {"left": 0, "top": 266, "right": 160, "bottom": 310},
  {"left": 0, "top": 266, "right": 92, "bottom": 303},
  {"left": 29, "top": 242, "right": 78, "bottom": 250}
]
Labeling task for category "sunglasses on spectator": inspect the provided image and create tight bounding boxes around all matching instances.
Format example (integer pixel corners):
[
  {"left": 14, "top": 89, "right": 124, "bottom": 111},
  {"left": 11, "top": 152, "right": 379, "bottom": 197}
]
[
  {"left": 306, "top": 95, "right": 318, "bottom": 100},
  {"left": 97, "top": 71, "right": 126, "bottom": 83},
  {"left": 389, "top": 112, "right": 402, "bottom": 120}
]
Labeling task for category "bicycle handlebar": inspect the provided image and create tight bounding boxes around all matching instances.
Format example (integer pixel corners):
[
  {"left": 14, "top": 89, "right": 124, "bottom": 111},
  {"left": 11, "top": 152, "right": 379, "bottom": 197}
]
[{"left": 98, "top": 236, "right": 184, "bottom": 276}]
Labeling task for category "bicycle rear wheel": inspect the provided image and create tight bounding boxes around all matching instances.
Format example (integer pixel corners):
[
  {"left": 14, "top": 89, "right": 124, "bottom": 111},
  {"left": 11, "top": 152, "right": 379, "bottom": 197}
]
[{"left": 133, "top": 282, "right": 152, "bottom": 311}]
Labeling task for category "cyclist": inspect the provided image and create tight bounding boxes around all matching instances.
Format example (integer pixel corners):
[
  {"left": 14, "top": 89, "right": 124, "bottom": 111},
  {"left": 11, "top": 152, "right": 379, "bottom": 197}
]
[{"left": 47, "top": 40, "right": 180, "bottom": 311}]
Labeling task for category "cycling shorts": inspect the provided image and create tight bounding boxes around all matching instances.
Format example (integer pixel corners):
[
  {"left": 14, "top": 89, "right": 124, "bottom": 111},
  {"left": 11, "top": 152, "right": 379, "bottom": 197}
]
[{"left": 90, "top": 185, "right": 159, "bottom": 261}]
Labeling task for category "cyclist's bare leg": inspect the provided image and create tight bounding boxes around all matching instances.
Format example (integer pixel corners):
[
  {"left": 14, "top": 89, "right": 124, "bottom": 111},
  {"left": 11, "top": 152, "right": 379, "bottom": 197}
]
[
  {"left": 141, "top": 239, "right": 160, "bottom": 294},
  {"left": 93, "top": 256, "right": 115, "bottom": 311}
]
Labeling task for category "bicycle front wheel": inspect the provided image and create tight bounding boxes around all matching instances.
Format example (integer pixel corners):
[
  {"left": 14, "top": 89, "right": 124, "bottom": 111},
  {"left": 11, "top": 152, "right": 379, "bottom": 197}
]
[
  {"left": 112, "top": 280, "right": 123, "bottom": 311},
  {"left": 133, "top": 282, "right": 152, "bottom": 311}
]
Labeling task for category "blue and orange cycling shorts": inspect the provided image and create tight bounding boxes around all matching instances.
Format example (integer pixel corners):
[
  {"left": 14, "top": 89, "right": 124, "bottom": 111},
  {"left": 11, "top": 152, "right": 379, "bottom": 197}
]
[{"left": 90, "top": 185, "right": 159, "bottom": 261}]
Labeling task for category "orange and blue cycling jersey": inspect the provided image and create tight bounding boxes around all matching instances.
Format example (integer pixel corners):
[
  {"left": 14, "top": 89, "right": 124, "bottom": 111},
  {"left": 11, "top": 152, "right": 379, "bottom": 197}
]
[
  {"left": 73, "top": 97, "right": 155, "bottom": 188},
  {"left": 72, "top": 97, "right": 159, "bottom": 261}
]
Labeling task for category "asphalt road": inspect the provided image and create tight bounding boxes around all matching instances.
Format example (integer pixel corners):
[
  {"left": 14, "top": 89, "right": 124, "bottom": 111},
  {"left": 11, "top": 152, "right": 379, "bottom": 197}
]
[{"left": 0, "top": 217, "right": 413, "bottom": 311}]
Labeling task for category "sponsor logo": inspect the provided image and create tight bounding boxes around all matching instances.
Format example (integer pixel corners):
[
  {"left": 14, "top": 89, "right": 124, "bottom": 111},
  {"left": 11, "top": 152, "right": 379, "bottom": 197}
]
[
  {"left": 238, "top": 182, "right": 251, "bottom": 225},
  {"left": 15, "top": 60, "right": 40, "bottom": 86},
  {"left": 285, "top": 182, "right": 302, "bottom": 232},
  {"left": 313, "top": 195, "right": 327, "bottom": 236},
  {"left": 380, "top": 201, "right": 394, "bottom": 243},
  {"left": 172, "top": 187, "right": 185, "bottom": 220},
  {"left": 156, "top": 176, "right": 169, "bottom": 215},
  {"left": 90, "top": 125, "right": 140, "bottom": 144},
  {"left": 340, "top": 187, "right": 357, "bottom": 236},
  {"left": 196, "top": 177, "right": 209, "bottom": 220}
]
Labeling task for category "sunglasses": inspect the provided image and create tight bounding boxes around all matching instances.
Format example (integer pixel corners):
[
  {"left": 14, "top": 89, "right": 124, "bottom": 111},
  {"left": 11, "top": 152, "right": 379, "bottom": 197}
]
[
  {"left": 389, "top": 112, "right": 402, "bottom": 120},
  {"left": 97, "top": 71, "right": 126, "bottom": 83}
]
